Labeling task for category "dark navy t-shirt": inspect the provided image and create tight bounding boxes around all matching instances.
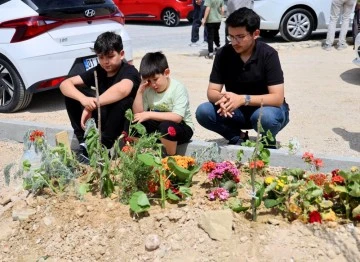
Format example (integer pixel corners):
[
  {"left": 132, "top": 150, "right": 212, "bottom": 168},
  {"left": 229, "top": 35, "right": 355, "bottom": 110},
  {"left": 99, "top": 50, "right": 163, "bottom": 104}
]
[
  {"left": 80, "top": 62, "right": 140, "bottom": 99},
  {"left": 210, "top": 40, "right": 284, "bottom": 96}
]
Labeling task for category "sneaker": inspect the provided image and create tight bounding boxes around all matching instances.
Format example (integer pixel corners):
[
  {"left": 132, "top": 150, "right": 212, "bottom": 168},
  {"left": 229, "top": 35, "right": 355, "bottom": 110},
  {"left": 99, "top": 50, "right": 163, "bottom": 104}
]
[
  {"left": 228, "top": 131, "right": 249, "bottom": 145},
  {"left": 189, "top": 42, "right": 199, "bottom": 47},
  {"left": 321, "top": 43, "right": 332, "bottom": 51},
  {"left": 205, "top": 53, "right": 213, "bottom": 59},
  {"left": 76, "top": 143, "right": 89, "bottom": 164},
  {"left": 336, "top": 43, "right": 348, "bottom": 50}
]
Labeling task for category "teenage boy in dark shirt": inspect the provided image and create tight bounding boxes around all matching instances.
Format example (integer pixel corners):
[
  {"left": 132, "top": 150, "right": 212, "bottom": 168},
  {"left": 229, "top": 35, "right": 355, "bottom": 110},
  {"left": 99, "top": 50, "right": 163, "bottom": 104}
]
[
  {"left": 196, "top": 7, "right": 289, "bottom": 148},
  {"left": 60, "top": 32, "right": 140, "bottom": 160}
]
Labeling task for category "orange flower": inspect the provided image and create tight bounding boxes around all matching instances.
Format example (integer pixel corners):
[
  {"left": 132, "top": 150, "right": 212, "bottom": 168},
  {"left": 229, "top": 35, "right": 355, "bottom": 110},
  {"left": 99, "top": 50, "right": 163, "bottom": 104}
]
[
  {"left": 147, "top": 180, "right": 159, "bottom": 193},
  {"left": 308, "top": 173, "right": 327, "bottom": 186},
  {"left": 249, "top": 160, "right": 265, "bottom": 169},
  {"left": 302, "top": 152, "right": 314, "bottom": 163},
  {"left": 162, "top": 155, "right": 196, "bottom": 170},
  {"left": 201, "top": 161, "right": 217, "bottom": 173},
  {"left": 122, "top": 145, "right": 134, "bottom": 154}
]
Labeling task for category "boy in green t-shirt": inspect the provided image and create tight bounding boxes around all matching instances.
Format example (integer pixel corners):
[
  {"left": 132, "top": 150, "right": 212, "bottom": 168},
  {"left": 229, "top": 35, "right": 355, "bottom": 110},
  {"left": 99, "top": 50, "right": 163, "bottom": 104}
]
[{"left": 132, "top": 52, "right": 194, "bottom": 156}]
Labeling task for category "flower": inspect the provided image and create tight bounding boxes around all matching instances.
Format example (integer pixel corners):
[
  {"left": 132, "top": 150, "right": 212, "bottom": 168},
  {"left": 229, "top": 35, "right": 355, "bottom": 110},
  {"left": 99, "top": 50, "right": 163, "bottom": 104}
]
[
  {"left": 249, "top": 160, "right": 265, "bottom": 170},
  {"left": 264, "top": 176, "right": 275, "bottom": 185},
  {"left": 167, "top": 126, "right": 176, "bottom": 137},
  {"left": 308, "top": 211, "right": 322, "bottom": 223},
  {"left": 208, "top": 161, "right": 240, "bottom": 183},
  {"left": 308, "top": 173, "right": 327, "bottom": 186},
  {"left": 201, "top": 161, "right": 217, "bottom": 173},
  {"left": 331, "top": 175, "right": 345, "bottom": 185},
  {"left": 161, "top": 155, "right": 196, "bottom": 170},
  {"left": 208, "top": 187, "right": 230, "bottom": 201},
  {"left": 302, "top": 152, "right": 314, "bottom": 163},
  {"left": 28, "top": 130, "right": 45, "bottom": 143},
  {"left": 313, "top": 158, "right": 323, "bottom": 170}
]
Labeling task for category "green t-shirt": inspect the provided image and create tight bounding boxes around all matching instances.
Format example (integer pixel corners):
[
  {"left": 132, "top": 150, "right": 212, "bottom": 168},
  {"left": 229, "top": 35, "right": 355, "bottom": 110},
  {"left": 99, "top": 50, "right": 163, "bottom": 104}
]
[
  {"left": 204, "top": 0, "right": 224, "bottom": 23},
  {"left": 143, "top": 78, "right": 194, "bottom": 131}
]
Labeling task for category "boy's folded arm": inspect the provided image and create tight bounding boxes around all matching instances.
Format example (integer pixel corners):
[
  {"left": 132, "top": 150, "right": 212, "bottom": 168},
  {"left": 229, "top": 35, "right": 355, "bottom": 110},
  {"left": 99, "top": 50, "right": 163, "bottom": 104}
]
[{"left": 98, "top": 79, "right": 134, "bottom": 106}]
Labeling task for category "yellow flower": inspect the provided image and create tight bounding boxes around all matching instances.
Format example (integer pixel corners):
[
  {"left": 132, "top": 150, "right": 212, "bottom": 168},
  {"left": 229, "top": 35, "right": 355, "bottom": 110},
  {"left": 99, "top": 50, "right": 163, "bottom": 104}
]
[
  {"left": 350, "top": 166, "right": 359, "bottom": 173},
  {"left": 265, "top": 176, "right": 275, "bottom": 185},
  {"left": 275, "top": 179, "right": 285, "bottom": 190},
  {"left": 322, "top": 209, "right": 337, "bottom": 222},
  {"left": 288, "top": 203, "right": 302, "bottom": 216}
]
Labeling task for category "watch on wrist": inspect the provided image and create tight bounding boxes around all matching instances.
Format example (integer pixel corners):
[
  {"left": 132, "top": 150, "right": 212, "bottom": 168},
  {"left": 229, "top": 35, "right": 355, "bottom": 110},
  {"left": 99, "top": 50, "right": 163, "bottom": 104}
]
[{"left": 244, "top": 94, "right": 251, "bottom": 106}]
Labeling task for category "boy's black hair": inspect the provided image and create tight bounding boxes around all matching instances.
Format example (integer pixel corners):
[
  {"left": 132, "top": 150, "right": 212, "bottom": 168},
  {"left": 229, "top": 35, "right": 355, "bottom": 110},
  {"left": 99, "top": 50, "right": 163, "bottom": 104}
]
[
  {"left": 93, "top": 31, "right": 123, "bottom": 55},
  {"left": 139, "top": 51, "right": 169, "bottom": 78},
  {"left": 226, "top": 7, "right": 260, "bottom": 34}
]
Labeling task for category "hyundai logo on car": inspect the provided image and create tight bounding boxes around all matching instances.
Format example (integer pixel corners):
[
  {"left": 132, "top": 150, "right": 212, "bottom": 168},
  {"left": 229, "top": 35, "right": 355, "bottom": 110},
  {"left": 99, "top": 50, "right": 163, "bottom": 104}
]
[{"left": 84, "top": 9, "right": 96, "bottom": 18}]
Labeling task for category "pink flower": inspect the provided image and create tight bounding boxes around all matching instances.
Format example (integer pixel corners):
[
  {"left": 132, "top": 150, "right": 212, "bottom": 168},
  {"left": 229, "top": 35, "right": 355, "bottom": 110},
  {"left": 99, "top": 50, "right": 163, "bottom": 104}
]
[
  {"left": 167, "top": 126, "right": 176, "bottom": 137},
  {"left": 208, "top": 188, "right": 230, "bottom": 201},
  {"left": 302, "top": 152, "right": 314, "bottom": 163}
]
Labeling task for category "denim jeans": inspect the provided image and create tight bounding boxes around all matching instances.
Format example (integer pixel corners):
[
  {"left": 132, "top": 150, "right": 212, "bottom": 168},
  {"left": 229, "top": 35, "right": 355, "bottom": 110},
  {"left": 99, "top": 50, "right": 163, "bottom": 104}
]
[
  {"left": 195, "top": 102, "right": 290, "bottom": 144},
  {"left": 191, "top": 1, "right": 208, "bottom": 43},
  {"left": 325, "top": 0, "right": 357, "bottom": 45}
]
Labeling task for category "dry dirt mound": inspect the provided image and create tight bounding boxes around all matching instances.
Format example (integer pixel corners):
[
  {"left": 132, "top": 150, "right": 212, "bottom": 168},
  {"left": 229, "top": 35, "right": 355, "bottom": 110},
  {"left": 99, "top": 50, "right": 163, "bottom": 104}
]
[{"left": 1, "top": 164, "right": 360, "bottom": 262}]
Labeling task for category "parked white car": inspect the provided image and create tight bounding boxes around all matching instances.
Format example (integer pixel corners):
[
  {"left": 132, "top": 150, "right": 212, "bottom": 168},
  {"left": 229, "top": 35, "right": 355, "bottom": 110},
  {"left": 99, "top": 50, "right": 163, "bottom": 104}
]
[
  {"left": 254, "top": 0, "right": 344, "bottom": 42},
  {"left": 0, "top": 0, "right": 133, "bottom": 113}
]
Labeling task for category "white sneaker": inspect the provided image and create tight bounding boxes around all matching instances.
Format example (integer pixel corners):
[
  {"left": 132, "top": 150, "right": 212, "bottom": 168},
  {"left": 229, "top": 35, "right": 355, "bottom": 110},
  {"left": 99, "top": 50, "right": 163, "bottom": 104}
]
[
  {"left": 189, "top": 42, "right": 199, "bottom": 47},
  {"left": 336, "top": 43, "right": 348, "bottom": 50},
  {"left": 321, "top": 43, "right": 332, "bottom": 51}
]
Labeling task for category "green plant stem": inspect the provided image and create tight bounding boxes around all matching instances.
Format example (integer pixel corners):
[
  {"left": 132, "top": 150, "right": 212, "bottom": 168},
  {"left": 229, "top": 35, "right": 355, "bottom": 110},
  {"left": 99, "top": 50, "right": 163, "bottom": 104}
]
[{"left": 159, "top": 170, "right": 166, "bottom": 208}]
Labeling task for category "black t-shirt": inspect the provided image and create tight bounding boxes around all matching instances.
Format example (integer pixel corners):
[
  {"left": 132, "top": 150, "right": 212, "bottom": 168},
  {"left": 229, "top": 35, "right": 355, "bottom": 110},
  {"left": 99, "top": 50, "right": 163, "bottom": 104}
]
[
  {"left": 210, "top": 40, "right": 284, "bottom": 96},
  {"left": 80, "top": 62, "right": 140, "bottom": 99}
]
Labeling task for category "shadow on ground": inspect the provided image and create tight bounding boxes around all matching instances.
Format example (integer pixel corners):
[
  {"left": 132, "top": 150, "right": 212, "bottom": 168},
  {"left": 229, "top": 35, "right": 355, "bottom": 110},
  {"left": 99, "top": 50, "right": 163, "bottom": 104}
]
[
  {"left": 24, "top": 89, "right": 65, "bottom": 113},
  {"left": 333, "top": 127, "right": 360, "bottom": 153},
  {"left": 340, "top": 68, "right": 360, "bottom": 85}
]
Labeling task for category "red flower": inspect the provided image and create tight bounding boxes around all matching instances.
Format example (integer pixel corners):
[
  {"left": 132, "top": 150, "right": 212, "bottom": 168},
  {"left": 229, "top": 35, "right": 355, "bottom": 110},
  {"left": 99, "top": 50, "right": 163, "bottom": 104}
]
[
  {"left": 331, "top": 169, "right": 340, "bottom": 177},
  {"left": 167, "top": 126, "right": 176, "bottom": 137},
  {"left": 313, "top": 158, "right": 323, "bottom": 169},
  {"left": 302, "top": 152, "right": 314, "bottom": 163},
  {"left": 308, "top": 211, "right": 322, "bottom": 223},
  {"left": 29, "top": 130, "right": 44, "bottom": 142},
  {"left": 332, "top": 175, "right": 345, "bottom": 185}
]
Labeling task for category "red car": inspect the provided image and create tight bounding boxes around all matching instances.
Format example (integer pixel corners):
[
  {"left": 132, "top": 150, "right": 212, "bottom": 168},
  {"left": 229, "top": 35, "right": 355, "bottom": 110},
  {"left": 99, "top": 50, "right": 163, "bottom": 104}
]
[{"left": 113, "top": 0, "right": 194, "bottom": 27}]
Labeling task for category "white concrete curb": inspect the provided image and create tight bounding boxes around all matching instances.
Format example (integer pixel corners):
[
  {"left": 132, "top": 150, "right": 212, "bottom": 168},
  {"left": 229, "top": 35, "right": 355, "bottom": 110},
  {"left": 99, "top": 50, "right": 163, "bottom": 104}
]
[{"left": 1, "top": 119, "right": 359, "bottom": 172}]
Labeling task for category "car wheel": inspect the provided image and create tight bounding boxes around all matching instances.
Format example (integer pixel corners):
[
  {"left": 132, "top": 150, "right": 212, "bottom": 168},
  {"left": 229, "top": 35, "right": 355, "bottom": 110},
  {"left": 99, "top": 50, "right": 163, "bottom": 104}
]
[
  {"left": 162, "top": 8, "right": 180, "bottom": 27},
  {"left": 260, "top": 30, "right": 279, "bottom": 38},
  {"left": 280, "top": 8, "right": 314, "bottom": 42},
  {"left": 0, "top": 57, "right": 32, "bottom": 113}
]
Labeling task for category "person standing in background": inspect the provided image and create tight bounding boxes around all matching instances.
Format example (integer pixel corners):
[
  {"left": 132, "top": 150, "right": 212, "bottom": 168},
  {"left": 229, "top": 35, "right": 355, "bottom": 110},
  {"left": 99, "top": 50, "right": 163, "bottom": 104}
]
[
  {"left": 189, "top": 0, "right": 208, "bottom": 46},
  {"left": 202, "top": 0, "right": 224, "bottom": 59},
  {"left": 225, "top": 0, "right": 253, "bottom": 44},
  {"left": 322, "top": 0, "right": 357, "bottom": 50}
]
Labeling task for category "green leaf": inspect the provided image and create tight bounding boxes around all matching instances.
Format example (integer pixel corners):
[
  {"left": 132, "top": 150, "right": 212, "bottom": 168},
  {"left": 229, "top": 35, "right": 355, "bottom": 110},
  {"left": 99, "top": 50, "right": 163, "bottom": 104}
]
[
  {"left": 167, "top": 157, "right": 191, "bottom": 182},
  {"left": 227, "top": 199, "right": 249, "bottom": 213},
  {"left": 78, "top": 183, "right": 90, "bottom": 197},
  {"left": 255, "top": 185, "right": 265, "bottom": 207},
  {"left": 167, "top": 190, "right": 181, "bottom": 201},
  {"left": 265, "top": 182, "right": 277, "bottom": 193},
  {"left": 310, "top": 189, "right": 323, "bottom": 198},
  {"left": 264, "top": 197, "right": 285, "bottom": 208},
  {"left": 333, "top": 185, "right": 348, "bottom": 193},
  {"left": 138, "top": 193, "right": 151, "bottom": 207},
  {"left": 137, "top": 153, "right": 160, "bottom": 167},
  {"left": 237, "top": 149, "right": 244, "bottom": 162},
  {"left": 129, "top": 191, "right": 150, "bottom": 214},
  {"left": 319, "top": 200, "right": 333, "bottom": 209},
  {"left": 179, "top": 186, "right": 192, "bottom": 197},
  {"left": 348, "top": 182, "right": 360, "bottom": 197},
  {"left": 133, "top": 123, "right": 146, "bottom": 136},
  {"left": 125, "top": 108, "right": 133, "bottom": 121}
]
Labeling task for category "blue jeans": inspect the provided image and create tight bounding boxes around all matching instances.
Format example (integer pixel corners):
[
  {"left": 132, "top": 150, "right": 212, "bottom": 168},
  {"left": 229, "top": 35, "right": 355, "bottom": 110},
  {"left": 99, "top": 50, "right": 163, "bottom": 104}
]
[
  {"left": 195, "top": 102, "right": 290, "bottom": 144},
  {"left": 191, "top": 1, "right": 208, "bottom": 43}
]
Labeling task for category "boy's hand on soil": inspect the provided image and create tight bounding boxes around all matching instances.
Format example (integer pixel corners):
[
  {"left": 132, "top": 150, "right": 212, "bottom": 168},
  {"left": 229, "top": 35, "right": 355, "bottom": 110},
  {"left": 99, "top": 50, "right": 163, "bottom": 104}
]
[{"left": 81, "top": 109, "right": 92, "bottom": 130}]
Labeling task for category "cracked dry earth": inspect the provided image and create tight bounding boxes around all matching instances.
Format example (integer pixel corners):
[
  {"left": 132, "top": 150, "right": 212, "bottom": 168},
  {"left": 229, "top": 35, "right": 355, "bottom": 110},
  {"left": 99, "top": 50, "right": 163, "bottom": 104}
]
[{"left": 0, "top": 141, "right": 360, "bottom": 262}]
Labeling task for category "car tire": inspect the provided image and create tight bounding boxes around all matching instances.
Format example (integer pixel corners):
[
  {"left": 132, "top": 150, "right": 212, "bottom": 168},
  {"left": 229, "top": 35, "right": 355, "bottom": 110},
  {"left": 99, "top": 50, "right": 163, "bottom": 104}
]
[
  {"left": 162, "top": 8, "right": 180, "bottom": 27},
  {"left": 260, "top": 30, "right": 279, "bottom": 38},
  {"left": 0, "top": 56, "right": 33, "bottom": 113},
  {"left": 280, "top": 8, "right": 314, "bottom": 42}
]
